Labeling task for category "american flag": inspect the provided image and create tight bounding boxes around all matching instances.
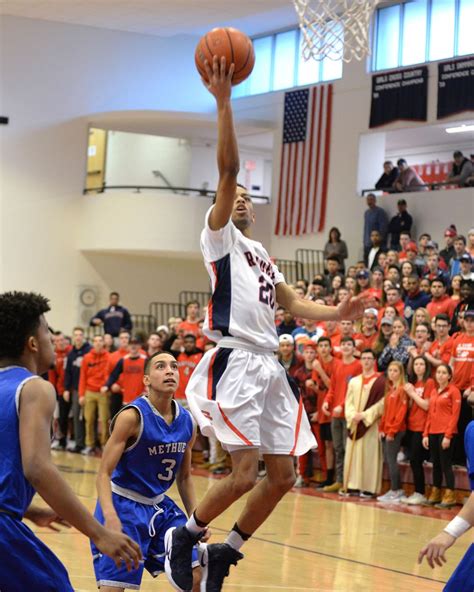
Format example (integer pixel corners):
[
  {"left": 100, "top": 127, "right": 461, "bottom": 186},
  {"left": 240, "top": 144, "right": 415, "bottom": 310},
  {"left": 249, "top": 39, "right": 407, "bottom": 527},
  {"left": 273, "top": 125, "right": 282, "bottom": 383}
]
[{"left": 274, "top": 84, "right": 333, "bottom": 236}]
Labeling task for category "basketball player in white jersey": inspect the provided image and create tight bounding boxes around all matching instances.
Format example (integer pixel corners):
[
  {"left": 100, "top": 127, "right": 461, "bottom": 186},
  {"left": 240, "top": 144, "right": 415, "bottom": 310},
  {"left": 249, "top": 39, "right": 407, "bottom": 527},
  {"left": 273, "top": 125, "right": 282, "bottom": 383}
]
[{"left": 166, "top": 57, "right": 372, "bottom": 592}]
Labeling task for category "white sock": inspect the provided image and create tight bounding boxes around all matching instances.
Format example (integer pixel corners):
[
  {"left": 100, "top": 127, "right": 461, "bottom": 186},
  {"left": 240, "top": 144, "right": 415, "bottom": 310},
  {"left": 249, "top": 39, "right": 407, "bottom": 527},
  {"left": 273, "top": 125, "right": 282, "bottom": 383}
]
[
  {"left": 185, "top": 513, "right": 206, "bottom": 535},
  {"left": 225, "top": 529, "right": 246, "bottom": 551}
]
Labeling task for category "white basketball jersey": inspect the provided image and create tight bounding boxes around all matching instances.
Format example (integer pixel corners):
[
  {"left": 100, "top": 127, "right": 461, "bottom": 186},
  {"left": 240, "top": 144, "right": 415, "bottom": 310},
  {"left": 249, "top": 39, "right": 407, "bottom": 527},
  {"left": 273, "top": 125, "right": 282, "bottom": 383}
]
[{"left": 201, "top": 207, "right": 285, "bottom": 350}]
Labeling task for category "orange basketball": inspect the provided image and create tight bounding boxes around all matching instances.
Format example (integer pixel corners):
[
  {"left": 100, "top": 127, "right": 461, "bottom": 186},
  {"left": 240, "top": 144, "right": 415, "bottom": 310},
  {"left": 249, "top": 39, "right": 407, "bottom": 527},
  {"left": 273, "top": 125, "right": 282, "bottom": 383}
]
[{"left": 195, "top": 27, "right": 255, "bottom": 86}]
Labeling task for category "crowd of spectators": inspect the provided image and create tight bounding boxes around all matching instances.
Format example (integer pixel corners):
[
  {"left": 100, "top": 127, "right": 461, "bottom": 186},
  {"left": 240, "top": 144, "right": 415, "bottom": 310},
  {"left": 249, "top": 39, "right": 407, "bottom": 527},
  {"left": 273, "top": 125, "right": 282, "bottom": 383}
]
[
  {"left": 374, "top": 151, "right": 474, "bottom": 192},
  {"left": 48, "top": 217, "right": 473, "bottom": 506}
]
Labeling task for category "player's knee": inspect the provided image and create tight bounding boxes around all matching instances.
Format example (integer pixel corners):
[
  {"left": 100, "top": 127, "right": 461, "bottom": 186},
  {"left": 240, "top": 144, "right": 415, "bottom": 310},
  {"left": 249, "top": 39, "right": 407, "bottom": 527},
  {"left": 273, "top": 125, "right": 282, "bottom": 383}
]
[
  {"left": 269, "top": 470, "right": 296, "bottom": 494},
  {"left": 230, "top": 473, "right": 257, "bottom": 497}
]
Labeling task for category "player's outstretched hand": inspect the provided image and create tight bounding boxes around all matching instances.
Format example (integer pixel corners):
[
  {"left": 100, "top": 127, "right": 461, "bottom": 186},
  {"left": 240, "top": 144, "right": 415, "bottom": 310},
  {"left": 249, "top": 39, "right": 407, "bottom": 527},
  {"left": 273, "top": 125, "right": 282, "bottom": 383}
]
[
  {"left": 418, "top": 531, "right": 455, "bottom": 568},
  {"left": 94, "top": 527, "right": 142, "bottom": 571},
  {"left": 336, "top": 294, "right": 376, "bottom": 321},
  {"left": 202, "top": 56, "right": 235, "bottom": 103}
]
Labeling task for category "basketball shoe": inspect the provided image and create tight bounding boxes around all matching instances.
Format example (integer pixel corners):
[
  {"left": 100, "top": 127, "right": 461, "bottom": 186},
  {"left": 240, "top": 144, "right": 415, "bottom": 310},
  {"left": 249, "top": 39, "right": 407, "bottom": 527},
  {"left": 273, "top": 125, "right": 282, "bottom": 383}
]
[
  {"left": 165, "top": 526, "right": 203, "bottom": 590},
  {"left": 199, "top": 543, "right": 243, "bottom": 591}
]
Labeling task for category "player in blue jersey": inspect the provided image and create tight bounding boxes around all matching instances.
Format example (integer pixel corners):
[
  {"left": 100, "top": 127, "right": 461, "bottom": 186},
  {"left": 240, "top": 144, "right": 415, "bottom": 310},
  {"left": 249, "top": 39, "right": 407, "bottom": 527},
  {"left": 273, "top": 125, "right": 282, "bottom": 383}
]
[
  {"left": 419, "top": 388, "right": 474, "bottom": 591},
  {"left": 92, "top": 351, "right": 208, "bottom": 591},
  {"left": 0, "top": 291, "right": 141, "bottom": 592}
]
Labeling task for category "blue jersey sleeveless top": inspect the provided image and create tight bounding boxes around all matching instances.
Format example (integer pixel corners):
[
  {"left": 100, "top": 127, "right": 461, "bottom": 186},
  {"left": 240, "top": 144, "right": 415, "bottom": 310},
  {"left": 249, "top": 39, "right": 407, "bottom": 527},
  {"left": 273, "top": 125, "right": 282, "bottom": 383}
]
[
  {"left": 111, "top": 396, "right": 194, "bottom": 501},
  {"left": 0, "top": 366, "right": 38, "bottom": 517}
]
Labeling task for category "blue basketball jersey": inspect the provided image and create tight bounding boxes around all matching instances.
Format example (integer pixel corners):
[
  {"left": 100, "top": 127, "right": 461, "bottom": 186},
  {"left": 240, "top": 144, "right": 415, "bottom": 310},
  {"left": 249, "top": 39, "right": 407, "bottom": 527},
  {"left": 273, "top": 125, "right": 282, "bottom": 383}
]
[
  {"left": 0, "top": 366, "right": 38, "bottom": 518},
  {"left": 111, "top": 396, "right": 194, "bottom": 499}
]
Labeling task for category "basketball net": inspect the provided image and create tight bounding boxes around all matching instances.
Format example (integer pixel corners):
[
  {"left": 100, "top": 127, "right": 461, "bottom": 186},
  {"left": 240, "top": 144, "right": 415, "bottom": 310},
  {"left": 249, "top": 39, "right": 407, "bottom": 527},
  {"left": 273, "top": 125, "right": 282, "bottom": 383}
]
[{"left": 293, "top": 0, "right": 379, "bottom": 63}]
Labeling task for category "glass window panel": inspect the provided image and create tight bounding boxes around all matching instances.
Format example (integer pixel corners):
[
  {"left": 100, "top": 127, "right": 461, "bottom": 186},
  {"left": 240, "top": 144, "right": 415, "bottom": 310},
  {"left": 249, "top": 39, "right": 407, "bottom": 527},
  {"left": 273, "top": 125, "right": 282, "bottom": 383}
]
[
  {"left": 273, "top": 30, "right": 297, "bottom": 90},
  {"left": 297, "top": 30, "right": 320, "bottom": 86},
  {"left": 247, "top": 36, "right": 273, "bottom": 95},
  {"left": 458, "top": 0, "right": 474, "bottom": 56},
  {"left": 429, "top": 0, "right": 455, "bottom": 61},
  {"left": 401, "top": 0, "right": 428, "bottom": 66},
  {"left": 322, "top": 21, "right": 344, "bottom": 80},
  {"left": 375, "top": 5, "right": 401, "bottom": 70}
]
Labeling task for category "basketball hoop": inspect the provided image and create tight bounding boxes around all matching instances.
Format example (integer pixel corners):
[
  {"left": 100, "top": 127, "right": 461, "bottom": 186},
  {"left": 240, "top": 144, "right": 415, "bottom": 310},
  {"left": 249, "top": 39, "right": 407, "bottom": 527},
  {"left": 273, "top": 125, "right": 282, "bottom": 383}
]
[{"left": 293, "top": 0, "right": 379, "bottom": 63}]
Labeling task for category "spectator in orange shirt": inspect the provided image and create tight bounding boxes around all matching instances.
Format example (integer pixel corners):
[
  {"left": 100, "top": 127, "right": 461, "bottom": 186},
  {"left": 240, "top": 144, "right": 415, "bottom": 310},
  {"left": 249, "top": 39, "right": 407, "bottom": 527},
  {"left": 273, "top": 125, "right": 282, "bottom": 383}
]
[
  {"left": 402, "top": 357, "right": 434, "bottom": 505},
  {"left": 49, "top": 332, "right": 73, "bottom": 451},
  {"left": 177, "top": 301, "right": 201, "bottom": 338},
  {"left": 451, "top": 309, "right": 474, "bottom": 465},
  {"left": 423, "top": 364, "right": 462, "bottom": 508},
  {"left": 332, "top": 320, "right": 355, "bottom": 358},
  {"left": 103, "top": 338, "right": 147, "bottom": 417},
  {"left": 355, "top": 308, "right": 379, "bottom": 353},
  {"left": 322, "top": 337, "right": 362, "bottom": 492},
  {"left": 107, "top": 330, "right": 130, "bottom": 373},
  {"left": 78, "top": 335, "right": 110, "bottom": 455},
  {"left": 173, "top": 334, "right": 203, "bottom": 404},
  {"left": 425, "top": 314, "right": 453, "bottom": 375},
  {"left": 377, "top": 361, "right": 408, "bottom": 503},
  {"left": 427, "top": 279, "right": 457, "bottom": 320}
]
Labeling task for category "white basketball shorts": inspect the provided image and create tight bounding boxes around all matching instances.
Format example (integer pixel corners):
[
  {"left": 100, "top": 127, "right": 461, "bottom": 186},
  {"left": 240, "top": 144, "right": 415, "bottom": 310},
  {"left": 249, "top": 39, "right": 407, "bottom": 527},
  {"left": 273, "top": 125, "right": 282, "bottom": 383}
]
[{"left": 186, "top": 342, "right": 317, "bottom": 456}]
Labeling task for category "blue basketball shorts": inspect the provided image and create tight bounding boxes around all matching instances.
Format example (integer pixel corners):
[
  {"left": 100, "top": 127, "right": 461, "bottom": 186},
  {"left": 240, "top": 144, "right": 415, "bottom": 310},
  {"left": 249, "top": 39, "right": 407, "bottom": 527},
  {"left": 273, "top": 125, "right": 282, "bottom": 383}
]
[
  {"left": 444, "top": 543, "right": 474, "bottom": 592},
  {"left": 91, "top": 493, "right": 198, "bottom": 589},
  {"left": 0, "top": 512, "right": 73, "bottom": 592}
]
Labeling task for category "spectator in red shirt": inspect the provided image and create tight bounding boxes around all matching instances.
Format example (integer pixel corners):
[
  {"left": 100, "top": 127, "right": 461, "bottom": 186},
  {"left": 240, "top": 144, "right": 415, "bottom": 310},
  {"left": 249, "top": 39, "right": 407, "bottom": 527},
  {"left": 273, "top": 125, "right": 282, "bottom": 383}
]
[
  {"left": 294, "top": 342, "right": 319, "bottom": 487},
  {"left": 425, "top": 314, "right": 453, "bottom": 375},
  {"left": 103, "top": 338, "right": 147, "bottom": 417},
  {"left": 423, "top": 364, "right": 462, "bottom": 508},
  {"left": 355, "top": 308, "right": 379, "bottom": 352},
  {"left": 174, "top": 334, "right": 203, "bottom": 404},
  {"left": 427, "top": 279, "right": 457, "bottom": 320},
  {"left": 402, "top": 356, "right": 435, "bottom": 505},
  {"left": 377, "top": 361, "right": 408, "bottom": 503},
  {"left": 79, "top": 335, "right": 110, "bottom": 455},
  {"left": 398, "top": 230, "right": 412, "bottom": 261},
  {"left": 332, "top": 320, "right": 355, "bottom": 358},
  {"left": 379, "top": 286, "right": 405, "bottom": 322},
  {"left": 311, "top": 337, "right": 338, "bottom": 488},
  {"left": 407, "top": 323, "right": 432, "bottom": 374},
  {"left": 177, "top": 300, "right": 201, "bottom": 338},
  {"left": 49, "top": 332, "right": 72, "bottom": 451},
  {"left": 450, "top": 309, "right": 474, "bottom": 465},
  {"left": 322, "top": 337, "right": 362, "bottom": 492}
]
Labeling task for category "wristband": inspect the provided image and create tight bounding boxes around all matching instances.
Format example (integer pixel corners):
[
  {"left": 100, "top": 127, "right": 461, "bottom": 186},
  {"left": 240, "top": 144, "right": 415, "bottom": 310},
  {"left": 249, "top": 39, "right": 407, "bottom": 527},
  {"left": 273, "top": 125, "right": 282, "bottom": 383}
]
[{"left": 443, "top": 516, "right": 471, "bottom": 539}]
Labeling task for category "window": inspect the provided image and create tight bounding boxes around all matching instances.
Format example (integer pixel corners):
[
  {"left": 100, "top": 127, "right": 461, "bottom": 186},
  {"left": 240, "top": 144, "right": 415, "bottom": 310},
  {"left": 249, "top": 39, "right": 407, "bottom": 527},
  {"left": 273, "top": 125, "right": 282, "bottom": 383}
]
[
  {"left": 234, "top": 27, "right": 343, "bottom": 99},
  {"left": 373, "top": 0, "right": 473, "bottom": 71}
]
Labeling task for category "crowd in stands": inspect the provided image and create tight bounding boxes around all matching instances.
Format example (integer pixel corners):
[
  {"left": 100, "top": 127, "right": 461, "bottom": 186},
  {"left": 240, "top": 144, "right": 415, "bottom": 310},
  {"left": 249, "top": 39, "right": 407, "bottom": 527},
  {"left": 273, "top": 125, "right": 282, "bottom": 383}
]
[
  {"left": 374, "top": 151, "right": 474, "bottom": 192},
  {"left": 48, "top": 215, "right": 473, "bottom": 508}
]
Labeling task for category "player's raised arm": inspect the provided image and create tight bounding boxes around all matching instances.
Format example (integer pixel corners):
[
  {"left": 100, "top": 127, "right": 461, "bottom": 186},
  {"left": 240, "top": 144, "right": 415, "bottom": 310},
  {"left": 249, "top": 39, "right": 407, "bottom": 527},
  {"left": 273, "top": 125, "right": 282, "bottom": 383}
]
[
  {"left": 276, "top": 282, "right": 375, "bottom": 322},
  {"left": 202, "top": 56, "right": 238, "bottom": 231}
]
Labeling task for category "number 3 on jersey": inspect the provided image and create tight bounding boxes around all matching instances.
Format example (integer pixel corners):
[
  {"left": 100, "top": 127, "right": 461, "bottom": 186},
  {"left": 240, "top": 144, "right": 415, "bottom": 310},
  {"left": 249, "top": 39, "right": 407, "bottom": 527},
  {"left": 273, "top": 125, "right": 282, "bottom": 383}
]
[
  {"left": 258, "top": 275, "right": 275, "bottom": 309},
  {"left": 157, "top": 458, "right": 176, "bottom": 481}
]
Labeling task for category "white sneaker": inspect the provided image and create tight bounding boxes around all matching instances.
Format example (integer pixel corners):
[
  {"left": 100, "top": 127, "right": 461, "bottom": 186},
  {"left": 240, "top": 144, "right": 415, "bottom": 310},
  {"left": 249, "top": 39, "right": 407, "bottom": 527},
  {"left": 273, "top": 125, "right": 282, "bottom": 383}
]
[
  {"left": 406, "top": 492, "right": 427, "bottom": 506},
  {"left": 377, "top": 490, "right": 395, "bottom": 502},
  {"left": 400, "top": 495, "right": 411, "bottom": 504},
  {"left": 294, "top": 475, "right": 308, "bottom": 488},
  {"left": 51, "top": 439, "right": 65, "bottom": 451},
  {"left": 390, "top": 490, "right": 405, "bottom": 503},
  {"left": 80, "top": 446, "right": 94, "bottom": 456},
  {"left": 66, "top": 440, "right": 76, "bottom": 451}
]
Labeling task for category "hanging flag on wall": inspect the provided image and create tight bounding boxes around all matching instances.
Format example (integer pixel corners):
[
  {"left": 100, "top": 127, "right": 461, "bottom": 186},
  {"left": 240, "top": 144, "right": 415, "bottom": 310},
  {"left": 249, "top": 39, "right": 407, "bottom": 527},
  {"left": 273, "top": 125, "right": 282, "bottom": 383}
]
[
  {"left": 437, "top": 56, "right": 474, "bottom": 119},
  {"left": 274, "top": 84, "right": 333, "bottom": 237}
]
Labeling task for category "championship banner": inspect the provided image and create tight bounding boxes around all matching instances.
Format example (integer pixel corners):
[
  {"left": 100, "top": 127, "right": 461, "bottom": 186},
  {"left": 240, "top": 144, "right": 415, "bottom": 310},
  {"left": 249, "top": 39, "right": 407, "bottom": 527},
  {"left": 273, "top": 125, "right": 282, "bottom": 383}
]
[
  {"left": 369, "top": 66, "right": 428, "bottom": 128},
  {"left": 437, "top": 56, "right": 474, "bottom": 119}
]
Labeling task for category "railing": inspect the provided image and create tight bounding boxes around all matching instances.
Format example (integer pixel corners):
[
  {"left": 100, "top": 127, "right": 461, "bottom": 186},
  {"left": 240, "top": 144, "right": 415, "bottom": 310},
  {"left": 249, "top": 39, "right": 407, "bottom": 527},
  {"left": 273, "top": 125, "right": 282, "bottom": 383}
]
[
  {"left": 83, "top": 184, "right": 271, "bottom": 204},
  {"left": 149, "top": 301, "right": 184, "bottom": 327},
  {"left": 179, "top": 290, "right": 211, "bottom": 311},
  {"left": 273, "top": 259, "right": 304, "bottom": 285},
  {"left": 83, "top": 313, "right": 156, "bottom": 339},
  {"left": 360, "top": 181, "right": 465, "bottom": 196},
  {"left": 296, "top": 249, "right": 325, "bottom": 281}
]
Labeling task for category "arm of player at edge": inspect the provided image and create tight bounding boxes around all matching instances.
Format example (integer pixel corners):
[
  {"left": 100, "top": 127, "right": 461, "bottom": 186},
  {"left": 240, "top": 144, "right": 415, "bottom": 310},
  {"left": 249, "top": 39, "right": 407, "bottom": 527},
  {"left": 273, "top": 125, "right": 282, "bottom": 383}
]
[
  {"left": 276, "top": 282, "right": 375, "bottom": 322},
  {"left": 19, "top": 379, "right": 141, "bottom": 570},
  {"left": 96, "top": 408, "right": 140, "bottom": 532},
  {"left": 418, "top": 491, "right": 474, "bottom": 568},
  {"left": 203, "top": 56, "right": 238, "bottom": 232}
]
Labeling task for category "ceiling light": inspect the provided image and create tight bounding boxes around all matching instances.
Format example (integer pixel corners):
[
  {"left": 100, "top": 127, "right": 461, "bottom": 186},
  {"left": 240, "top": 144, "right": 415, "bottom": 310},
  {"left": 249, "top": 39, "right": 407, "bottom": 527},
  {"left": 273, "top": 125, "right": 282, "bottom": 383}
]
[{"left": 445, "top": 124, "right": 474, "bottom": 134}]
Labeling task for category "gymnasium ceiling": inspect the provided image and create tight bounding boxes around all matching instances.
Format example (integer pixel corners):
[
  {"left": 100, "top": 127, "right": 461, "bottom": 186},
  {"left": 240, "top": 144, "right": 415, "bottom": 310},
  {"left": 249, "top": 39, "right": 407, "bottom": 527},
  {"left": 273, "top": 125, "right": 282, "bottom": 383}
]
[{"left": 0, "top": 0, "right": 298, "bottom": 37}]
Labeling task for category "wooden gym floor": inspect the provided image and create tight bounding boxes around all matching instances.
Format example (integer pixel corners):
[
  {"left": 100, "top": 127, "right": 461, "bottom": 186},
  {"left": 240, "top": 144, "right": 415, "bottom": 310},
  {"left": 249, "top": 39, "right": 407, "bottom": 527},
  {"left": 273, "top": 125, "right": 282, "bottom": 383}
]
[{"left": 30, "top": 451, "right": 471, "bottom": 592}]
